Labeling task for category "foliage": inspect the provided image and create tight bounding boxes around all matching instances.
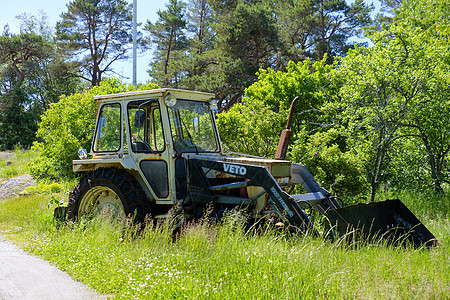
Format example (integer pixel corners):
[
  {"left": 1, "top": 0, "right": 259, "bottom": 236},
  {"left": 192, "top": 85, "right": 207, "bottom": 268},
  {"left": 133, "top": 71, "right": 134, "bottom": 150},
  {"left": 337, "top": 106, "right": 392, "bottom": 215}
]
[
  {"left": 216, "top": 0, "right": 450, "bottom": 200},
  {"left": 56, "top": 0, "right": 139, "bottom": 86},
  {"left": 393, "top": 0, "right": 450, "bottom": 193},
  {"left": 28, "top": 78, "right": 158, "bottom": 180},
  {"left": 216, "top": 100, "right": 286, "bottom": 157},
  {"left": 245, "top": 57, "right": 339, "bottom": 134},
  {"left": 17, "top": 12, "right": 87, "bottom": 114},
  {"left": 0, "top": 89, "right": 39, "bottom": 150},
  {"left": 335, "top": 0, "right": 450, "bottom": 198},
  {"left": 144, "top": 0, "right": 187, "bottom": 87},
  {"left": 217, "top": 57, "right": 339, "bottom": 158},
  {"left": 0, "top": 32, "right": 52, "bottom": 92},
  {"left": 145, "top": 0, "right": 373, "bottom": 110},
  {"left": 0, "top": 15, "right": 84, "bottom": 150},
  {"left": 336, "top": 42, "right": 418, "bottom": 202},
  {"left": 290, "top": 128, "right": 368, "bottom": 199},
  {"left": 217, "top": 56, "right": 368, "bottom": 199},
  {"left": 213, "top": 0, "right": 279, "bottom": 104},
  {"left": 21, "top": 182, "right": 62, "bottom": 196},
  {"left": 276, "top": 0, "right": 373, "bottom": 64}
]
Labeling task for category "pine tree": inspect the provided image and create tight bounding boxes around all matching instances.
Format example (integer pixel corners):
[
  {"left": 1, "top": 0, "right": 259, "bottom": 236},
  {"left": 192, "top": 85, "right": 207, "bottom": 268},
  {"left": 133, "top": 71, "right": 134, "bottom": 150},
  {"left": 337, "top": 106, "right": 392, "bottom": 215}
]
[
  {"left": 56, "top": 0, "right": 135, "bottom": 86},
  {"left": 145, "top": 0, "right": 187, "bottom": 87}
]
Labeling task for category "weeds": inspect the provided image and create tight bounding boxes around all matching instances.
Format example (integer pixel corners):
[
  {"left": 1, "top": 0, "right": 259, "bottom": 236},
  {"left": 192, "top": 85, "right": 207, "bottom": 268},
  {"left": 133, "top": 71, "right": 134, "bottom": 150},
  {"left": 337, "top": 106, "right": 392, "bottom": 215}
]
[
  {"left": 0, "top": 151, "right": 449, "bottom": 299},
  {"left": 0, "top": 147, "right": 35, "bottom": 180},
  {"left": 1, "top": 190, "right": 449, "bottom": 299}
]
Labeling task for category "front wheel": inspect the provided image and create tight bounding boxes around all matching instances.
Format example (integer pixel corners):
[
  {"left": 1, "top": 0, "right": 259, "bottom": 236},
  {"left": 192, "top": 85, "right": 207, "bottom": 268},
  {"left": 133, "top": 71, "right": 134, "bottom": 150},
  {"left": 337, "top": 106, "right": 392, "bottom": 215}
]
[{"left": 68, "top": 168, "right": 149, "bottom": 222}]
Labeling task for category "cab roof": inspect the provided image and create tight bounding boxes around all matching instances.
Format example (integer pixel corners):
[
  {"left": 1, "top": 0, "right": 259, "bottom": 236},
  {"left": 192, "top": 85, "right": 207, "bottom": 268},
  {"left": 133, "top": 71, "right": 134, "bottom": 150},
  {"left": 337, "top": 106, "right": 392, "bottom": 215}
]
[{"left": 93, "top": 88, "right": 215, "bottom": 103}]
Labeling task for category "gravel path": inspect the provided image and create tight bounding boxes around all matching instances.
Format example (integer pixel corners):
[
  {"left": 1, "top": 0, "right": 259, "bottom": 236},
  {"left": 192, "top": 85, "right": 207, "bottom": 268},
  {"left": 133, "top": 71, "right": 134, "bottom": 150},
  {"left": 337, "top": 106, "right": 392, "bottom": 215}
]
[
  {"left": 0, "top": 175, "right": 36, "bottom": 201},
  {"left": 0, "top": 235, "right": 105, "bottom": 300},
  {"left": 0, "top": 153, "right": 107, "bottom": 299},
  {"left": 0, "top": 151, "right": 36, "bottom": 201},
  {"left": 0, "top": 152, "right": 13, "bottom": 161}
]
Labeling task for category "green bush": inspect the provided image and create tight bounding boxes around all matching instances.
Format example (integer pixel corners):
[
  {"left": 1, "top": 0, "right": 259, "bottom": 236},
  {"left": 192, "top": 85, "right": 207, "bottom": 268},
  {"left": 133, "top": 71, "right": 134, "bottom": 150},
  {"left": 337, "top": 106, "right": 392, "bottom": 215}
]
[
  {"left": 28, "top": 78, "right": 159, "bottom": 180},
  {"left": 217, "top": 57, "right": 338, "bottom": 158},
  {"left": 21, "top": 182, "right": 62, "bottom": 195},
  {"left": 216, "top": 99, "right": 286, "bottom": 157},
  {"left": 290, "top": 128, "right": 368, "bottom": 199}
]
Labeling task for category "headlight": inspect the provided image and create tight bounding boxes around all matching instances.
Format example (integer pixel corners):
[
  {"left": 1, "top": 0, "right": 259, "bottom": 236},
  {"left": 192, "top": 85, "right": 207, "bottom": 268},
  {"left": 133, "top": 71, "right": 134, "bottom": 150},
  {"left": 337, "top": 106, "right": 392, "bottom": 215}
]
[{"left": 164, "top": 94, "right": 177, "bottom": 107}]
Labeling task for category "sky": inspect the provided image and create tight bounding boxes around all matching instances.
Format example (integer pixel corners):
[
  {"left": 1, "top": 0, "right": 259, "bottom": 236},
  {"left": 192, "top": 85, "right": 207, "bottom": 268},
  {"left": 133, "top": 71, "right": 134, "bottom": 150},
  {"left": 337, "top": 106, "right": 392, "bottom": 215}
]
[{"left": 0, "top": 0, "right": 170, "bottom": 84}]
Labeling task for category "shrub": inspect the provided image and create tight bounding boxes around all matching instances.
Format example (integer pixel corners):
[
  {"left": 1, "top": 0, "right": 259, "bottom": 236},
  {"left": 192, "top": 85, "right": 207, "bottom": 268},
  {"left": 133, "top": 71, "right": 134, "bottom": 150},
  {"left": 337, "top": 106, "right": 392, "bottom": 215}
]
[
  {"left": 29, "top": 78, "right": 159, "bottom": 180},
  {"left": 216, "top": 99, "right": 286, "bottom": 157},
  {"left": 289, "top": 128, "right": 368, "bottom": 200}
]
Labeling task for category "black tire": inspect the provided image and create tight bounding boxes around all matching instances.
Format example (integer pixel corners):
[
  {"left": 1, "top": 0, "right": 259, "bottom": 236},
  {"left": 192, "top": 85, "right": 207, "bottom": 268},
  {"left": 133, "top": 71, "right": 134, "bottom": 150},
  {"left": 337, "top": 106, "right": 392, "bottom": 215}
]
[{"left": 68, "top": 168, "right": 149, "bottom": 222}]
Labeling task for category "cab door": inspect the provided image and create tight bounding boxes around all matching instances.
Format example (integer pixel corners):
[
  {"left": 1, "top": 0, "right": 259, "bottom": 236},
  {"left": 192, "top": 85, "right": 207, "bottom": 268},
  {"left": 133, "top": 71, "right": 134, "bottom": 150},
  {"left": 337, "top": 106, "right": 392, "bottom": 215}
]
[{"left": 127, "top": 99, "right": 173, "bottom": 204}]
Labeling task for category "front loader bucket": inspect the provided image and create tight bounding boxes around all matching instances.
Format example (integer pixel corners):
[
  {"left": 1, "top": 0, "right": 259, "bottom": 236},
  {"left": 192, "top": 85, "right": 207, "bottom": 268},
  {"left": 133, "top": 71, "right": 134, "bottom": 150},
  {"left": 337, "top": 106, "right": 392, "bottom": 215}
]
[{"left": 326, "top": 199, "right": 437, "bottom": 248}]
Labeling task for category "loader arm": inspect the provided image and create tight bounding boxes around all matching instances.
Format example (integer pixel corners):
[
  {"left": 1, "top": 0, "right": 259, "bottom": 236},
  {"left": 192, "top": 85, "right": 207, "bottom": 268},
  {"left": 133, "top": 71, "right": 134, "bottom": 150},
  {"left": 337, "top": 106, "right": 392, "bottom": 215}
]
[{"left": 186, "top": 157, "right": 313, "bottom": 232}]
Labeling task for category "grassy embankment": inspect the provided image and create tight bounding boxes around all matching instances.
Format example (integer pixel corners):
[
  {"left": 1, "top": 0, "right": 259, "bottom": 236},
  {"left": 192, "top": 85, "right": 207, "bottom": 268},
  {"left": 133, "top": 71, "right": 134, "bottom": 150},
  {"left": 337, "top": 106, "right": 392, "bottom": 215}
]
[
  {"left": 0, "top": 148, "right": 35, "bottom": 179},
  {"left": 0, "top": 151, "right": 449, "bottom": 299}
]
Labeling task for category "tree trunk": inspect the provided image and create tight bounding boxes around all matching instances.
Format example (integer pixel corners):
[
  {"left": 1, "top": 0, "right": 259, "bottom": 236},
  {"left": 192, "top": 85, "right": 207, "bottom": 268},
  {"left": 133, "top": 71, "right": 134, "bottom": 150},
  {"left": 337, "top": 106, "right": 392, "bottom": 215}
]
[
  {"left": 164, "top": 28, "right": 174, "bottom": 86},
  {"left": 426, "top": 146, "right": 444, "bottom": 194},
  {"left": 369, "top": 131, "right": 388, "bottom": 203}
]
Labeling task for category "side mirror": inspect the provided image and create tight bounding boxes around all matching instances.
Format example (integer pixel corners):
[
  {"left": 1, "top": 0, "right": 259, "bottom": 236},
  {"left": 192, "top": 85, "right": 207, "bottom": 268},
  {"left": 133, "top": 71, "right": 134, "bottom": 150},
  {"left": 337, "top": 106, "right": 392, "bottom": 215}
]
[{"left": 134, "top": 110, "right": 145, "bottom": 128}]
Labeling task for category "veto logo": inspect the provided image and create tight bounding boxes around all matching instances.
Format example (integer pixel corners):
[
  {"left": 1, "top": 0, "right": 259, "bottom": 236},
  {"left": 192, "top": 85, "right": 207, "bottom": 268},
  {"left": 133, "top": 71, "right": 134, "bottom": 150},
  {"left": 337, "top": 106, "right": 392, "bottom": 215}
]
[{"left": 223, "top": 163, "right": 247, "bottom": 176}]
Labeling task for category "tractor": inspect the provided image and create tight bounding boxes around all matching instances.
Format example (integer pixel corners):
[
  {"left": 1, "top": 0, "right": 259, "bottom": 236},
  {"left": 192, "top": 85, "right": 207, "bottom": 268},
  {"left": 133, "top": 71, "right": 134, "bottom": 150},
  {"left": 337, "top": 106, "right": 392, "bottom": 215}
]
[{"left": 55, "top": 88, "right": 436, "bottom": 247}]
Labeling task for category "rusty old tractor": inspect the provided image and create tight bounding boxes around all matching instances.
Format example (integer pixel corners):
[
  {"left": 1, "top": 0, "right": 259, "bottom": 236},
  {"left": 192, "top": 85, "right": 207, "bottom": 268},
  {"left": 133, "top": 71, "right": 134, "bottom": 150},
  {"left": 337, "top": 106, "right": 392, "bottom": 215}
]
[{"left": 54, "top": 88, "right": 436, "bottom": 247}]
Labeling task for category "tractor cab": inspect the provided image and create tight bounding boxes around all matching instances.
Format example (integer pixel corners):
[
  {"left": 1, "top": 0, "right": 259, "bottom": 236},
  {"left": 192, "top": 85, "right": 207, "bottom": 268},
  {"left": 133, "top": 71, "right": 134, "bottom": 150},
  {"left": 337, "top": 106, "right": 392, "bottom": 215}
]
[
  {"left": 91, "top": 89, "right": 219, "bottom": 156},
  {"left": 79, "top": 89, "right": 221, "bottom": 206}
]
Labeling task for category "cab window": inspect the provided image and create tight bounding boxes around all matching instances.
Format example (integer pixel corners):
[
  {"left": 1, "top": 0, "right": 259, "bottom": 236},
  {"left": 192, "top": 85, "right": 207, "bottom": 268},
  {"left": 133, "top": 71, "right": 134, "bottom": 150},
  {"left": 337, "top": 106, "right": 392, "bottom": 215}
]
[
  {"left": 93, "top": 103, "right": 121, "bottom": 152},
  {"left": 128, "top": 100, "right": 165, "bottom": 152}
]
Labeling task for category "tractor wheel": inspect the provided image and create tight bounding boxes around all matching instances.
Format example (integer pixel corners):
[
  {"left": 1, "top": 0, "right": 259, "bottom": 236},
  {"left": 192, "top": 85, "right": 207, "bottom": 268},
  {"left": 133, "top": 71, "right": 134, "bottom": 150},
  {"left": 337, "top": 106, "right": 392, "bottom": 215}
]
[{"left": 68, "top": 168, "right": 149, "bottom": 222}]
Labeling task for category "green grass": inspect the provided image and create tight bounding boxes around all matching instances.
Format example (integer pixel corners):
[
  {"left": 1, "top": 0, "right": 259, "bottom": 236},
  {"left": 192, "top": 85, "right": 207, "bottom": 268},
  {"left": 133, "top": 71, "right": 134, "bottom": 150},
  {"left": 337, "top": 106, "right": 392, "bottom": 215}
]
[
  {"left": 0, "top": 191, "right": 449, "bottom": 299},
  {"left": 375, "top": 187, "right": 450, "bottom": 219},
  {"left": 0, "top": 151, "right": 449, "bottom": 299},
  {"left": 0, "top": 148, "right": 36, "bottom": 180}
]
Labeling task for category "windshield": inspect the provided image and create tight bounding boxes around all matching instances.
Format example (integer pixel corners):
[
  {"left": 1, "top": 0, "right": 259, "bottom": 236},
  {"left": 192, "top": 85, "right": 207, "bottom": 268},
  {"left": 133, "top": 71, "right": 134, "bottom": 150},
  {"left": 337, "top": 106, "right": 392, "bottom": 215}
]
[{"left": 168, "top": 99, "right": 219, "bottom": 152}]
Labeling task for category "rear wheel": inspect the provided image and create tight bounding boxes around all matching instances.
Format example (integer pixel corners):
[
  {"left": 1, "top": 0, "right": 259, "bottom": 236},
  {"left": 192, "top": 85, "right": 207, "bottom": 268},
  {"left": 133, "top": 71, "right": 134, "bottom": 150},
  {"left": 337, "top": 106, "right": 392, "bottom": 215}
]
[{"left": 68, "top": 168, "right": 149, "bottom": 222}]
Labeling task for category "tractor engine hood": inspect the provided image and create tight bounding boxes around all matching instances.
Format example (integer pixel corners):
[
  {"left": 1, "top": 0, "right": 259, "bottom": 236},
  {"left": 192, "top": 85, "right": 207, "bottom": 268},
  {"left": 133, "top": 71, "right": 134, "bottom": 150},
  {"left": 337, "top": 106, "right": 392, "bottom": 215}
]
[{"left": 181, "top": 153, "right": 292, "bottom": 182}]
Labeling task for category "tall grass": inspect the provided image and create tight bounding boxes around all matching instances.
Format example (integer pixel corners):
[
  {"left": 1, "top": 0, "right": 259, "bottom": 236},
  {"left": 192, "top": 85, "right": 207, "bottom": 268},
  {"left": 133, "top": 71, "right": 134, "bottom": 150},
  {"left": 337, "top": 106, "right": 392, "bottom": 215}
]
[
  {"left": 0, "top": 191, "right": 449, "bottom": 299},
  {"left": 0, "top": 151, "right": 449, "bottom": 299},
  {"left": 375, "top": 187, "right": 450, "bottom": 221},
  {"left": 0, "top": 147, "right": 36, "bottom": 180}
]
